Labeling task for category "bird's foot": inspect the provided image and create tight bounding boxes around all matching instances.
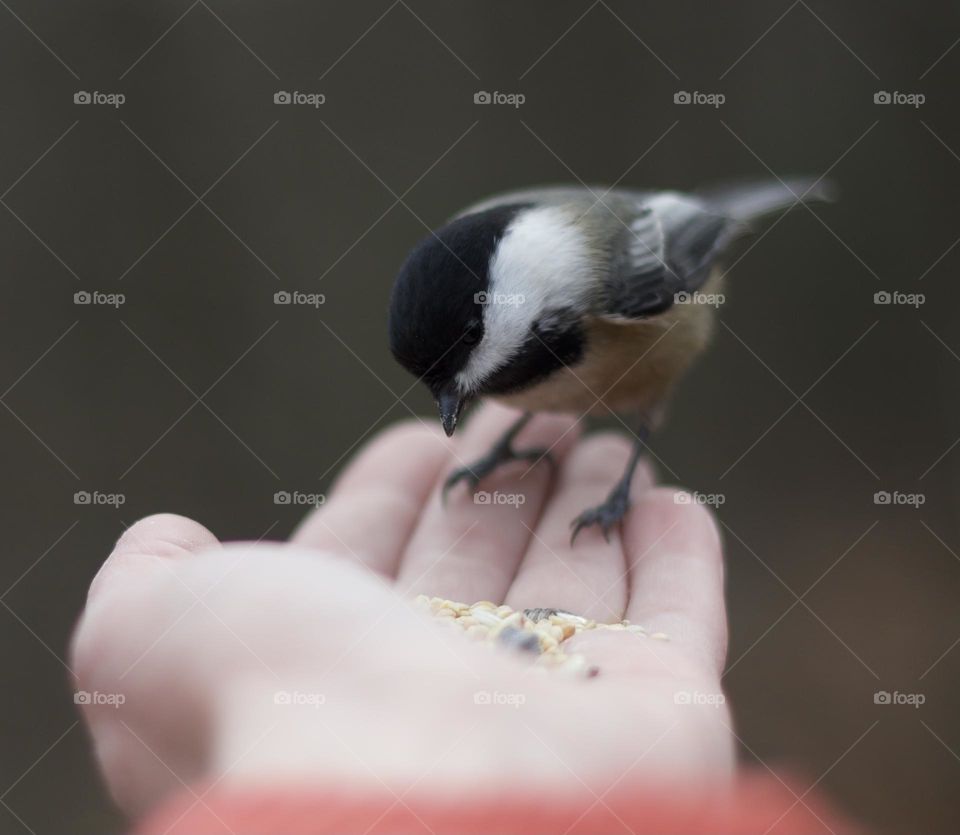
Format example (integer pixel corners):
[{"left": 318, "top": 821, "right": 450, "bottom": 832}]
[
  {"left": 442, "top": 442, "right": 554, "bottom": 502},
  {"left": 570, "top": 484, "right": 630, "bottom": 544}
]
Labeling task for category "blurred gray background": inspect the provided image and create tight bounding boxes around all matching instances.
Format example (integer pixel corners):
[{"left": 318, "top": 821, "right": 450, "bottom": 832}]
[{"left": 1, "top": 1, "right": 958, "bottom": 832}]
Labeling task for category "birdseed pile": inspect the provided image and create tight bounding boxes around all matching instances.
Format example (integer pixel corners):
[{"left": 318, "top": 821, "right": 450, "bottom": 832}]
[{"left": 414, "top": 596, "right": 669, "bottom": 676}]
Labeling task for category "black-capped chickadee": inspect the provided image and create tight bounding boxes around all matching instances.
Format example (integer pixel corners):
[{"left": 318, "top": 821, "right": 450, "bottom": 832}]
[{"left": 389, "top": 180, "right": 833, "bottom": 540}]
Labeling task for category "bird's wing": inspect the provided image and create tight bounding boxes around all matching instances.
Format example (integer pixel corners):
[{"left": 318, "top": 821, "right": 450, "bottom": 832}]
[{"left": 597, "top": 191, "right": 736, "bottom": 319}]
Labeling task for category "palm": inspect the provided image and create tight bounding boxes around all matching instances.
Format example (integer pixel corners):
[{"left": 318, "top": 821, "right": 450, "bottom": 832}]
[{"left": 71, "top": 404, "right": 732, "bottom": 816}]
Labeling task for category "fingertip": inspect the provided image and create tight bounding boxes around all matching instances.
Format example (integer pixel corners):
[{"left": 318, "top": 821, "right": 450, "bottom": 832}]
[
  {"left": 521, "top": 410, "right": 581, "bottom": 452},
  {"left": 112, "top": 513, "right": 220, "bottom": 558},
  {"left": 624, "top": 488, "right": 723, "bottom": 570},
  {"left": 559, "top": 432, "right": 633, "bottom": 487},
  {"left": 74, "top": 515, "right": 219, "bottom": 690},
  {"left": 293, "top": 419, "right": 455, "bottom": 573},
  {"left": 451, "top": 402, "right": 527, "bottom": 450},
  {"left": 631, "top": 457, "right": 657, "bottom": 496},
  {"left": 623, "top": 488, "right": 727, "bottom": 674},
  {"left": 331, "top": 419, "right": 450, "bottom": 493},
  {"left": 90, "top": 514, "right": 219, "bottom": 602},
  {"left": 462, "top": 400, "right": 524, "bottom": 429},
  {"left": 375, "top": 416, "right": 444, "bottom": 441}
]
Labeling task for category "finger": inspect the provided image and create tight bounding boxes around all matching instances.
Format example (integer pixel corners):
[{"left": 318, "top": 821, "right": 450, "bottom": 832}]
[
  {"left": 290, "top": 420, "right": 450, "bottom": 577},
  {"left": 395, "top": 402, "right": 580, "bottom": 603},
  {"left": 80, "top": 512, "right": 221, "bottom": 681},
  {"left": 88, "top": 513, "right": 220, "bottom": 604},
  {"left": 74, "top": 514, "right": 222, "bottom": 812},
  {"left": 622, "top": 488, "right": 727, "bottom": 675},
  {"left": 505, "top": 433, "right": 655, "bottom": 621}
]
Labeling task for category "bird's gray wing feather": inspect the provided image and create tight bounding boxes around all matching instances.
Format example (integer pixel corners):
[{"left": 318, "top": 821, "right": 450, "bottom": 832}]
[
  {"left": 599, "top": 191, "right": 736, "bottom": 319},
  {"left": 455, "top": 180, "right": 827, "bottom": 319}
]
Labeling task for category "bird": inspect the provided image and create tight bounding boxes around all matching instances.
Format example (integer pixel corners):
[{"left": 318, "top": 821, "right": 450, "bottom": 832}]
[{"left": 388, "top": 179, "right": 833, "bottom": 541}]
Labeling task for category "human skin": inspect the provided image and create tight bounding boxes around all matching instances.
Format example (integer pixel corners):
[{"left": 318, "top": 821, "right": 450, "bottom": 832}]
[{"left": 69, "top": 403, "right": 733, "bottom": 819}]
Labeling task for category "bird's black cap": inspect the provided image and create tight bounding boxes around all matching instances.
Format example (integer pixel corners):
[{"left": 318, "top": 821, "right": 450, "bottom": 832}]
[{"left": 388, "top": 204, "right": 528, "bottom": 412}]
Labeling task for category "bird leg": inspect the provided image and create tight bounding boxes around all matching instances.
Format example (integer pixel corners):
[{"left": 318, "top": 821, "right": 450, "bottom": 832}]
[
  {"left": 442, "top": 412, "right": 553, "bottom": 500},
  {"left": 570, "top": 422, "right": 651, "bottom": 544}
]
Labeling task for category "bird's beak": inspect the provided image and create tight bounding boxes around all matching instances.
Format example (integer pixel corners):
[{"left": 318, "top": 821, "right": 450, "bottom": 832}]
[{"left": 435, "top": 386, "right": 466, "bottom": 437}]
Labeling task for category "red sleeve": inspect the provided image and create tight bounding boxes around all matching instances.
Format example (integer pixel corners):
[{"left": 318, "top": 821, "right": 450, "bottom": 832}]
[{"left": 134, "top": 772, "right": 862, "bottom": 835}]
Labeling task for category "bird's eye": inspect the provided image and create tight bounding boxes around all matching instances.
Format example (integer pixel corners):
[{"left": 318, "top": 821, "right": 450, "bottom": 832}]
[{"left": 462, "top": 322, "right": 482, "bottom": 346}]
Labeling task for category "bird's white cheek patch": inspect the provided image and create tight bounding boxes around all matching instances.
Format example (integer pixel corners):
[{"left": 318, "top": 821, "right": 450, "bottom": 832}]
[
  {"left": 456, "top": 301, "right": 527, "bottom": 392},
  {"left": 457, "top": 206, "right": 592, "bottom": 392}
]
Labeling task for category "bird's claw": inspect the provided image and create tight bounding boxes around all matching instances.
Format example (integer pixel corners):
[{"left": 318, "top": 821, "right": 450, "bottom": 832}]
[
  {"left": 441, "top": 446, "right": 554, "bottom": 504},
  {"left": 441, "top": 468, "right": 482, "bottom": 503},
  {"left": 570, "top": 493, "right": 630, "bottom": 544}
]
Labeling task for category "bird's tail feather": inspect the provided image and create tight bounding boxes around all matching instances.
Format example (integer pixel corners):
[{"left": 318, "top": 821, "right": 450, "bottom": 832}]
[{"left": 698, "top": 177, "right": 837, "bottom": 223}]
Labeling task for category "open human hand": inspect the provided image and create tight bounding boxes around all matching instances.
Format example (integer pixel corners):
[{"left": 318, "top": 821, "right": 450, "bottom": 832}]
[{"left": 70, "top": 404, "right": 732, "bottom": 818}]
